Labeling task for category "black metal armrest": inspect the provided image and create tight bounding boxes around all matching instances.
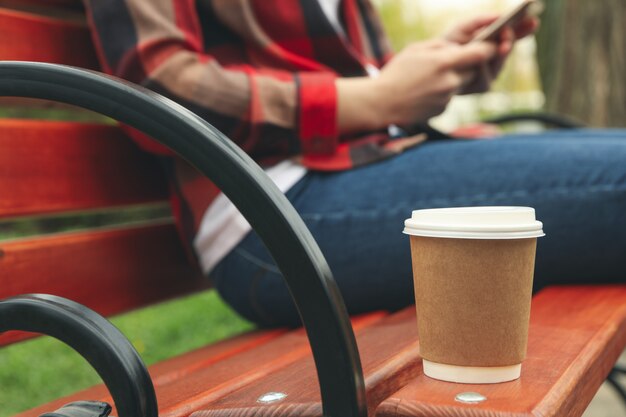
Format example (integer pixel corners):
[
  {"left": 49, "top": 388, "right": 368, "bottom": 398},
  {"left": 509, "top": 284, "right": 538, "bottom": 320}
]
[
  {"left": 483, "top": 111, "right": 585, "bottom": 129},
  {"left": 0, "top": 294, "right": 157, "bottom": 417},
  {"left": 0, "top": 62, "right": 366, "bottom": 417}
]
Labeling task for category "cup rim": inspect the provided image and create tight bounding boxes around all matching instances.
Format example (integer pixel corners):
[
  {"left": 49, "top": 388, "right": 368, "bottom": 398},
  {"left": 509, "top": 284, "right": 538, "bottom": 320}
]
[{"left": 403, "top": 206, "right": 544, "bottom": 239}]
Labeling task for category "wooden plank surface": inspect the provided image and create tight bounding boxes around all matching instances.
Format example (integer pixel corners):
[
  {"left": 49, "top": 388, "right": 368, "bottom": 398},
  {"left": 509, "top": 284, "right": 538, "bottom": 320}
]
[
  {"left": 13, "top": 329, "right": 289, "bottom": 417},
  {"left": 0, "top": 119, "right": 168, "bottom": 218},
  {"left": 15, "top": 312, "right": 388, "bottom": 417},
  {"left": 13, "top": 286, "right": 626, "bottom": 417},
  {"left": 0, "top": 222, "right": 203, "bottom": 346},
  {"left": 0, "top": 4, "right": 97, "bottom": 68},
  {"left": 375, "top": 286, "right": 626, "bottom": 417},
  {"left": 190, "top": 307, "right": 423, "bottom": 417}
]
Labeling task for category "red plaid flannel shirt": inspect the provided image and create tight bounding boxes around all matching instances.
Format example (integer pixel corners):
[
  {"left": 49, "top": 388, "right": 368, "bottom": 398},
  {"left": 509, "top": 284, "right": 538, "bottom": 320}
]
[{"left": 85, "top": 0, "right": 417, "bottom": 242}]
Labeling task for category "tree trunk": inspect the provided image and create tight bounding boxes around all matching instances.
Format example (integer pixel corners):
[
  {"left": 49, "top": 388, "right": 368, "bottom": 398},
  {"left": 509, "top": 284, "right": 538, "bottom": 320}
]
[{"left": 535, "top": 0, "right": 625, "bottom": 127}]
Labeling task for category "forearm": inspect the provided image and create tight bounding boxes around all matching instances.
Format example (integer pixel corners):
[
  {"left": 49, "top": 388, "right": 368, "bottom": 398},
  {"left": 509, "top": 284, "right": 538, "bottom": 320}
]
[{"left": 336, "top": 77, "right": 389, "bottom": 134}]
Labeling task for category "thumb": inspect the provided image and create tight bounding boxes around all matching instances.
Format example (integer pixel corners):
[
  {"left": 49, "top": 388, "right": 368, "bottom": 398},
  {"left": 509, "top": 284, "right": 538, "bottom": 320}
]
[{"left": 444, "top": 42, "right": 497, "bottom": 70}]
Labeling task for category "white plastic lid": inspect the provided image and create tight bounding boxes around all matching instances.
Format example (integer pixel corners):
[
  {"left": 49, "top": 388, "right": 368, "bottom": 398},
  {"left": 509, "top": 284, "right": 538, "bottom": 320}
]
[{"left": 403, "top": 206, "right": 544, "bottom": 239}]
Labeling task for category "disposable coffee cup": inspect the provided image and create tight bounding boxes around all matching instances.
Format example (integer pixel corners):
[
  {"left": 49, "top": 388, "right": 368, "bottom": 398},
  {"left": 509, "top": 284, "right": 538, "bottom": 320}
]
[{"left": 403, "top": 207, "right": 544, "bottom": 384}]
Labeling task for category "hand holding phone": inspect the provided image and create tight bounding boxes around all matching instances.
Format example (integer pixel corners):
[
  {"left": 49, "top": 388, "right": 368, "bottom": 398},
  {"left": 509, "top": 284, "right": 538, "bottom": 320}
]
[
  {"left": 458, "top": 0, "right": 542, "bottom": 95},
  {"left": 472, "top": 0, "right": 543, "bottom": 43}
]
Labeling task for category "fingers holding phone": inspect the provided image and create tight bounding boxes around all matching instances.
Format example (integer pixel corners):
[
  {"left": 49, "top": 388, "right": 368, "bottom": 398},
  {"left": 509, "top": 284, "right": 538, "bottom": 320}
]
[
  {"left": 472, "top": 0, "right": 542, "bottom": 42},
  {"left": 456, "top": 1, "right": 542, "bottom": 94},
  {"left": 443, "top": 13, "right": 501, "bottom": 44},
  {"left": 444, "top": 1, "right": 541, "bottom": 46}
]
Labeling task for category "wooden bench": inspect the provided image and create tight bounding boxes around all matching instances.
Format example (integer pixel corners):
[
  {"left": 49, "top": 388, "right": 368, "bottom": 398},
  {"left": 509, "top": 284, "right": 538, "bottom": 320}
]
[{"left": 2, "top": 2, "right": 626, "bottom": 417}]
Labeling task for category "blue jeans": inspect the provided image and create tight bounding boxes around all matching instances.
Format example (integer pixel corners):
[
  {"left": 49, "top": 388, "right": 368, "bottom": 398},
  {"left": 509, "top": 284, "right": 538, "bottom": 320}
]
[{"left": 211, "top": 129, "right": 626, "bottom": 326}]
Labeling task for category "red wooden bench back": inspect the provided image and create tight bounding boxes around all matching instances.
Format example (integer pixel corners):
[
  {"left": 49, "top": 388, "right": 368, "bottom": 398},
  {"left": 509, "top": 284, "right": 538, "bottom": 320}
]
[{"left": 0, "top": 1, "right": 205, "bottom": 346}]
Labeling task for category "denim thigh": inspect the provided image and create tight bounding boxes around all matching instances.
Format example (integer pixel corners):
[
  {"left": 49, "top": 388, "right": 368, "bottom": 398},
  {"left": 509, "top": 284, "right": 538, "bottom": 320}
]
[{"left": 211, "top": 129, "right": 626, "bottom": 326}]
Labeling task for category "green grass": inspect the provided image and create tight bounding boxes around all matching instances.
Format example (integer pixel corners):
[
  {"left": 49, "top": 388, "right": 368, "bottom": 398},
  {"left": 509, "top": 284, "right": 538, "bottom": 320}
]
[
  {"left": 0, "top": 290, "right": 253, "bottom": 416},
  {"left": 0, "top": 106, "right": 112, "bottom": 123},
  {"left": 0, "top": 204, "right": 173, "bottom": 241}
]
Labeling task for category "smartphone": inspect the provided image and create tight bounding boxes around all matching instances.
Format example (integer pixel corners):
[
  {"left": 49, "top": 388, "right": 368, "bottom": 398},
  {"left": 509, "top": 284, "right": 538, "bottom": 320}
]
[{"left": 472, "top": 0, "right": 543, "bottom": 42}]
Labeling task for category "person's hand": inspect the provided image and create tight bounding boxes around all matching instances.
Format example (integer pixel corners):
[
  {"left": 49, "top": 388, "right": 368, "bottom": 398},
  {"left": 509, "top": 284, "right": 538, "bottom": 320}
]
[
  {"left": 336, "top": 40, "right": 497, "bottom": 133},
  {"left": 443, "top": 14, "right": 540, "bottom": 94},
  {"left": 372, "top": 40, "right": 497, "bottom": 127},
  {"left": 444, "top": 13, "right": 538, "bottom": 44}
]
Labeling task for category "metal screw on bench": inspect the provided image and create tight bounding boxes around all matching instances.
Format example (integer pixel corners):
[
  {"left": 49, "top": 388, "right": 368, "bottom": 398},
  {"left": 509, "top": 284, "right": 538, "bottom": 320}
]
[
  {"left": 257, "top": 392, "right": 288, "bottom": 404},
  {"left": 455, "top": 392, "right": 487, "bottom": 404}
]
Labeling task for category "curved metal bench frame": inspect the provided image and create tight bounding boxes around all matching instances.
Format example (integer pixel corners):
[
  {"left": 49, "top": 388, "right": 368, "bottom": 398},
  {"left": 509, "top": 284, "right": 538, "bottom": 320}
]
[
  {"left": 0, "top": 61, "right": 366, "bottom": 417},
  {"left": 0, "top": 295, "right": 157, "bottom": 417}
]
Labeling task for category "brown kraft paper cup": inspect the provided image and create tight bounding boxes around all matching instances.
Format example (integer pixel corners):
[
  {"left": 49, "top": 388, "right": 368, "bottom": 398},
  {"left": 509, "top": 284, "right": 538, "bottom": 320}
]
[
  {"left": 411, "top": 236, "right": 537, "bottom": 366},
  {"left": 404, "top": 207, "right": 544, "bottom": 383}
]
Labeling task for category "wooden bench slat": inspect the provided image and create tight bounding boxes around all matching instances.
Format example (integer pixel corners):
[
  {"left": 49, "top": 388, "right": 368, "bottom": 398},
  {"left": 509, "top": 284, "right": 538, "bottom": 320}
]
[
  {"left": 0, "top": 5, "right": 97, "bottom": 68},
  {"left": 154, "top": 312, "right": 385, "bottom": 417},
  {"left": 16, "top": 312, "right": 388, "bottom": 417},
  {"left": 0, "top": 222, "right": 203, "bottom": 346},
  {"left": 189, "top": 307, "right": 422, "bottom": 417},
  {"left": 23, "top": 286, "right": 625, "bottom": 417},
  {"left": 0, "top": 119, "right": 169, "bottom": 218},
  {"left": 373, "top": 286, "right": 626, "bottom": 417},
  {"left": 183, "top": 286, "right": 626, "bottom": 417},
  {"left": 13, "top": 329, "right": 288, "bottom": 417}
]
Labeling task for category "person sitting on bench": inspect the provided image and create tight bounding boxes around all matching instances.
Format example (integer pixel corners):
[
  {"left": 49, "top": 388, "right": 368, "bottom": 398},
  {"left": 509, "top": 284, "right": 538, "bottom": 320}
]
[{"left": 85, "top": 0, "right": 626, "bottom": 327}]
